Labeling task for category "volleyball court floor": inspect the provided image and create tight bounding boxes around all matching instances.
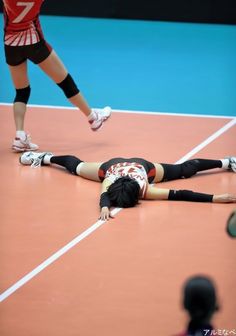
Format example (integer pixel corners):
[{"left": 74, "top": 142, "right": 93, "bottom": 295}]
[{"left": 0, "top": 103, "right": 235, "bottom": 335}]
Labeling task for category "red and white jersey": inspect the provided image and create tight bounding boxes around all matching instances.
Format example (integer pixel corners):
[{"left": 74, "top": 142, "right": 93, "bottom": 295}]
[
  {"left": 3, "top": 0, "right": 45, "bottom": 46},
  {"left": 105, "top": 162, "right": 148, "bottom": 198}
]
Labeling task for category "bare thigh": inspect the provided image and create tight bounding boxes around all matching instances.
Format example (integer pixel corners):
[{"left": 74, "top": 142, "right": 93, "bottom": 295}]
[
  {"left": 8, "top": 61, "right": 29, "bottom": 88},
  {"left": 153, "top": 163, "right": 164, "bottom": 183},
  {"left": 38, "top": 50, "right": 68, "bottom": 83},
  {"left": 76, "top": 162, "right": 102, "bottom": 181}
]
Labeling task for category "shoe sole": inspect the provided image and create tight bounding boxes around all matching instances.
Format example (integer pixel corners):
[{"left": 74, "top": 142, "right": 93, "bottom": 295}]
[
  {"left": 12, "top": 145, "right": 38, "bottom": 152},
  {"left": 230, "top": 159, "right": 236, "bottom": 172},
  {"left": 91, "top": 114, "right": 111, "bottom": 132},
  {"left": 225, "top": 156, "right": 236, "bottom": 172},
  {"left": 230, "top": 165, "right": 236, "bottom": 173}
]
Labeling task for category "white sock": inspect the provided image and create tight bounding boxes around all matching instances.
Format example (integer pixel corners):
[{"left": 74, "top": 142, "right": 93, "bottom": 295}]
[
  {"left": 221, "top": 159, "right": 230, "bottom": 169},
  {"left": 43, "top": 154, "right": 53, "bottom": 165},
  {"left": 16, "top": 130, "right": 26, "bottom": 139},
  {"left": 88, "top": 110, "right": 97, "bottom": 121},
  {"left": 76, "top": 162, "right": 84, "bottom": 175}
]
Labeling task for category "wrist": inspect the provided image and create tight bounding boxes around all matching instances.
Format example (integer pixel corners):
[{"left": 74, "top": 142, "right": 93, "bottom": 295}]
[{"left": 212, "top": 195, "right": 220, "bottom": 203}]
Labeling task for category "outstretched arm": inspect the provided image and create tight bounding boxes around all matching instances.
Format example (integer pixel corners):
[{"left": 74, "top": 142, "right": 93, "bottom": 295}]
[
  {"left": 145, "top": 185, "right": 236, "bottom": 203},
  {"left": 99, "top": 178, "right": 113, "bottom": 220}
]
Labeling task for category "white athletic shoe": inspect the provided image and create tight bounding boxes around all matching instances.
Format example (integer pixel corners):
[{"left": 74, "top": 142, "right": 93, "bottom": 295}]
[
  {"left": 20, "top": 151, "right": 52, "bottom": 168},
  {"left": 225, "top": 156, "right": 236, "bottom": 172},
  {"left": 12, "top": 133, "right": 39, "bottom": 152},
  {"left": 89, "top": 106, "right": 111, "bottom": 131}
]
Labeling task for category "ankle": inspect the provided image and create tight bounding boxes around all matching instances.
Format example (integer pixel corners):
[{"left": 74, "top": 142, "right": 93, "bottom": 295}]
[
  {"left": 16, "top": 130, "right": 26, "bottom": 139},
  {"left": 88, "top": 110, "right": 97, "bottom": 121},
  {"left": 43, "top": 153, "right": 53, "bottom": 165},
  {"left": 221, "top": 159, "right": 230, "bottom": 169}
]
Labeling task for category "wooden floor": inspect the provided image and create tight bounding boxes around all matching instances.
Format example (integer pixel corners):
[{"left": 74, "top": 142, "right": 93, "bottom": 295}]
[{"left": 0, "top": 104, "right": 236, "bottom": 335}]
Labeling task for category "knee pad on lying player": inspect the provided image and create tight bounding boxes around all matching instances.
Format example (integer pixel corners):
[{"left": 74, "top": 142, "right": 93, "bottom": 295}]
[
  {"left": 57, "top": 73, "right": 80, "bottom": 98},
  {"left": 161, "top": 159, "right": 201, "bottom": 181},
  {"left": 181, "top": 159, "right": 199, "bottom": 178},
  {"left": 14, "top": 86, "right": 31, "bottom": 104},
  {"left": 50, "top": 155, "right": 83, "bottom": 175}
]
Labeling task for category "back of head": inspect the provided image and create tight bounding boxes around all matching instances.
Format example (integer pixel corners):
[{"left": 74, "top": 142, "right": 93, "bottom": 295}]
[
  {"left": 107, "top": 176, "right": 140, "bottom": 208},
  {"left": 183, "top": 275, "right": 218, "bottom": 324}
]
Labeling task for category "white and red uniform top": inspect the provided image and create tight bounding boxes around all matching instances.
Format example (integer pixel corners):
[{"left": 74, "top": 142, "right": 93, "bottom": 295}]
[
  {"left": 105, "top": 162, "right": 148, "bottom": 198},
  {"left": 3, "top": 0, "right": 45, "bottom": 46}
]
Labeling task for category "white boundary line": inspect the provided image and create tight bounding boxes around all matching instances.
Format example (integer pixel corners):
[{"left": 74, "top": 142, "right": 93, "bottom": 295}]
[
  {"left": 0, "top": 118, "right": 235, "bottom": 303},
  {"left": 0, "top": 207, "right": 122, "bottom": 303},
  {"left": 0, "top": 102, "right": 235, "bottom": 119},
  {"left": 176, "top": 118, "right": 236, "bottom": 164}
]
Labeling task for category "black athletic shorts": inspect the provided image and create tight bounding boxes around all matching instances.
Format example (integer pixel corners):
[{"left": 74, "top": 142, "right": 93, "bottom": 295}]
[
  {"left": 4, "top": 39, "right": 52, "bottom": 66},
  {"left": 98, "top": 157, "right": 156, "bottom": 183}
]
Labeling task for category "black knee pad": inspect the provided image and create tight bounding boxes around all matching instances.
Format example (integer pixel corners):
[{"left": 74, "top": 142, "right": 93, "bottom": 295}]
[
  {"left": 14, "top": 86, "right": 31, "bottom": 104},
  {"left": 57, "top": 73, "right": 80, "bottom": 98},
  {"left": 181, "top": 160, "right": 199, "bottom": 178},
  {"left": 50, "top": 155, "right": 82, "bottom": 174},
  {"left": 63, "top": 155, "right": 82, "bottom": 174}
]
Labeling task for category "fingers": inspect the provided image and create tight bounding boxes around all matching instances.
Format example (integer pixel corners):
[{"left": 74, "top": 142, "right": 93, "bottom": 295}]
[
  {"left": 213, "top": 194, "right": 236, "bottom": 203},
  {"left": 99, "top": 209, "right": 114, "bottom": 221},
  {"left": 225, "top": 194, "right": 236, "bottom": 203},
  {"left": 100, "top": 214, "right": 113, "bottom": 221},
  {"left": 229, "top": 196, "right": 236, "bottom": 203}
]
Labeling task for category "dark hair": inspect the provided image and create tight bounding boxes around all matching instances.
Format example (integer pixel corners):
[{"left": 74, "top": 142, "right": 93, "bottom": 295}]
[
  {"left": 107, "top": 176, "right": 140, "bottom": 208},
  {"left": 183, "top": 275, "right": 219, "bottom": 323}
]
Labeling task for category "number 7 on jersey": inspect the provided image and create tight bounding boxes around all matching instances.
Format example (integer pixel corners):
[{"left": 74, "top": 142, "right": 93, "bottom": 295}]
[{"left": 13, "top": 2, "right": 35, "bottom": 23}]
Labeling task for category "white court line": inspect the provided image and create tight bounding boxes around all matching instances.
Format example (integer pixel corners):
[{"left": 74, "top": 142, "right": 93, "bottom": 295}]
[
  {"left": 0, "top": 102, "right": 235, "bottom": 119},
  {"left": 176, "top": 118, "right": 236, "bottom": 164},
  {"left": 0, "top": 207, "right": 122, "bottom": 303},
  {"left": 0, "top": 117, "right": 235, "bottom": 303}
]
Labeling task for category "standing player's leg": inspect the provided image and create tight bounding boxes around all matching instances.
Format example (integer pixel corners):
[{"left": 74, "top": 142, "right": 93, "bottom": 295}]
[
  {"left": 153, "top": 158, "right": 236, "bottom": 183},
  {"left": 38, "top": 50, "right": 111, "bottom": 131},
  {"left": 8, "top": 61, "right": 38, "bottom": 152}
]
